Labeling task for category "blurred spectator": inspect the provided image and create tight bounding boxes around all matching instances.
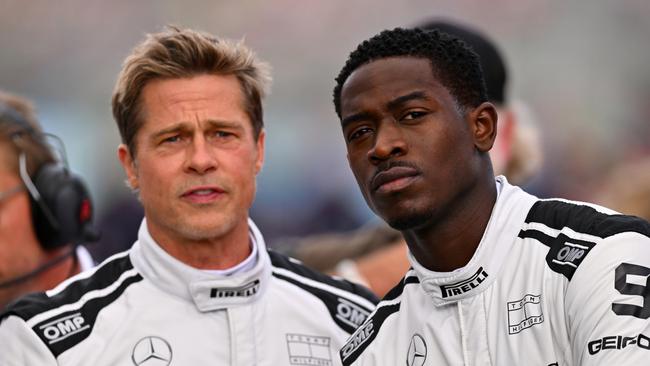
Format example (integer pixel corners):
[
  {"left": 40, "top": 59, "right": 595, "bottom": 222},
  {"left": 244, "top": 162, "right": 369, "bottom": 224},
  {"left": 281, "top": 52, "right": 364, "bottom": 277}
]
[
  {"left": 0, "top": 91, "right": 97, "bottom": 309},
  {"left": 282, "top": 19, "right": 544, "bottom": 297},
  {"left": 593, "top": 157, "right": 650, "bottom": 222}
]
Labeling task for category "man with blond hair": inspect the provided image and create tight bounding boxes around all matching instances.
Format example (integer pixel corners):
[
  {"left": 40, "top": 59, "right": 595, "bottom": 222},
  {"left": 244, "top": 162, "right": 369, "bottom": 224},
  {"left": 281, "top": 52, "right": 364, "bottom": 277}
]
[{"left": 0, "top": 27, "right": 376, "bottom": 365}]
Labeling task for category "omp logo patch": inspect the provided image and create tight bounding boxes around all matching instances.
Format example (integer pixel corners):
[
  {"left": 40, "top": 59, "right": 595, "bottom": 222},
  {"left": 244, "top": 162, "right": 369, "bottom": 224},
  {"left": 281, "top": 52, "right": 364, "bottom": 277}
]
[
  {"left": 286, "top": 333, "right": 332, "bottom": 365},
  {"left": 38, "top": 312, "right": 90, "bottom": 345},
  {"left": 553, "top": 243, "right": 586, "bottom": 267},
  {"left": 545, "top": 234, "right": 595, "bottom": 280},
  {"left": 341, "top": 322, "right": 374, "bottom": 360},
  {"left": 440, "top": 267, "right": 488, "bottom": 298},
  {"left": 588, "top": 333, "right": 650, "bottom": 355},
  {"left": 508, "top": 294, "right": 544, "bottom": 334},
  {"left": 336, "top": 298, "right": 370, "bottom": 329},
  {"left": 210, "top": 279, "right": 260, "bottom": 298}
]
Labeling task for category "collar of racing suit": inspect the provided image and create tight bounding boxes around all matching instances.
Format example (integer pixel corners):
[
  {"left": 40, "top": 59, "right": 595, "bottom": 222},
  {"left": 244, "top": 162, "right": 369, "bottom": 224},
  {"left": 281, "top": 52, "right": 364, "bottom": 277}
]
[
  {"left": 407, "top": 176, "right": 537, "bottom": 306},
  {"left": 129, "top": 217, "right": 272, "bottom": 312}
]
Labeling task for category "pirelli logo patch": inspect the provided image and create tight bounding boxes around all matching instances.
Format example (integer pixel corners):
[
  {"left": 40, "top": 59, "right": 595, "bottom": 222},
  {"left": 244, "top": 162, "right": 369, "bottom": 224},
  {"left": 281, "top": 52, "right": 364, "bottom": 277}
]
[
  {"left": 440, "top": 267, "right": 488, "bottom": 299},
  {"left": 210, "top": 279, "right": 260, "bottom": 298}
]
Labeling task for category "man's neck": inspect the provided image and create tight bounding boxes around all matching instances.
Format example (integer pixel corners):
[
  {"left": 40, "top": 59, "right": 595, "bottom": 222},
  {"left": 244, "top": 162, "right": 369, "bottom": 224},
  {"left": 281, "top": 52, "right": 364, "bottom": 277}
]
[
  {"left": 149, "top": 220, "right": 253, "bottom": 270},
  {"left": 403, "top": 174, "right": 497, "bottom": 272}
]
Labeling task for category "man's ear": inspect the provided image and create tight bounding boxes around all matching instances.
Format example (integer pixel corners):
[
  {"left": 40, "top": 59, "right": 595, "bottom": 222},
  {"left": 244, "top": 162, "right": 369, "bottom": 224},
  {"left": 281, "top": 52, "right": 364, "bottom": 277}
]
[
  {"left": 469, "top": 102, "right": 498, "bottom": 153},
  {"left": 254, "top": 130, "right": 266, "bottom": 174},
  {"left": 117, "top": 144, "right": 139, "bottom": 190}
]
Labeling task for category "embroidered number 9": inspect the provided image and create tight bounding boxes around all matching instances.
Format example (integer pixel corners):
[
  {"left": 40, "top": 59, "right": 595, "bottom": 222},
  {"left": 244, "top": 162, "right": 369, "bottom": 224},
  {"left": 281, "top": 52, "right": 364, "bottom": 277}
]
[{"left": 612, "top": 263, "right": 650, "bottom": 319}]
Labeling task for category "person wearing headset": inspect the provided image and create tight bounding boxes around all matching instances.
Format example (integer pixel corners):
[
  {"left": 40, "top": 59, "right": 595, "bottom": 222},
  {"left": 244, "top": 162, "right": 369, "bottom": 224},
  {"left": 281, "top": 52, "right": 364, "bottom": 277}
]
[{"left": 0, "top": 90, "right": 97, "bottom": 310}]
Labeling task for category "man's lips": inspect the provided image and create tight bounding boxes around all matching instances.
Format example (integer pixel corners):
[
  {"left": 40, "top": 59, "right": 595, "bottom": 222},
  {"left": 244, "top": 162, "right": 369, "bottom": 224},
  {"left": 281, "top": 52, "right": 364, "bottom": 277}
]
[
  {"left": 370, "top": 166, "right": 420, "bottom": 193},
  {"left": 181, "top": 186, "right": 225, "bottom": 203}
]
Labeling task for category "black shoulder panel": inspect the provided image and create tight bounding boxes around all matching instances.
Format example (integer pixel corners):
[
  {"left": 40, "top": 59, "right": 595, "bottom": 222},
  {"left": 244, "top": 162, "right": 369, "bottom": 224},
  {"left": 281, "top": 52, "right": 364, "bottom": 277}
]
[
  {"left": 524, "top": 200, "right": 650, "bottom": 238},
  {"left": 520, "top": 200, "right": 650, "bottom": 281},
  {"left": 268, "top": 250, "right": 378, "bottom": 305},
  {"left": 269, "top": 250, "right": 379, "bottom": 334},
  {"left": 1, "top": 252, "right": 143, "bottom": 358},
  {"left": 339, "top": 274, "right": 417, "bottom": 365}
]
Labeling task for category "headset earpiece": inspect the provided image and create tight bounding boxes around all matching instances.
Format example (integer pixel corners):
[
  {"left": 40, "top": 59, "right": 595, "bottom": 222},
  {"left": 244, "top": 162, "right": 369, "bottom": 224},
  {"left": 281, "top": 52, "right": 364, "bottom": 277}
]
[{"left": 30, "top": 163, "right": 98, "bottom": 249}]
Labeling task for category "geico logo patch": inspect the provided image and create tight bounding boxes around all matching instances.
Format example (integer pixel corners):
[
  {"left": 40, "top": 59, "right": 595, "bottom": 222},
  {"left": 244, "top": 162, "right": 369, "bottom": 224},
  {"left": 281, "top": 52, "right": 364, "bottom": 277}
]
[
  {"left": 341, "top": 322, "right": 374, "bottom": 360},
  {"left": 38, "top": 312, "right": 89, "bottom": 345},
  {"left": 210, "top": 279, "right": 260, "bottom": 298},
  {"left": 440, "top": 267, "right": 488, "bottom": 298},
  {"left": 588, "top": 333, "right": 650, "bottom": 355},
  {"left": 336, "top": 298, "right": 370, "bottom": 329}
]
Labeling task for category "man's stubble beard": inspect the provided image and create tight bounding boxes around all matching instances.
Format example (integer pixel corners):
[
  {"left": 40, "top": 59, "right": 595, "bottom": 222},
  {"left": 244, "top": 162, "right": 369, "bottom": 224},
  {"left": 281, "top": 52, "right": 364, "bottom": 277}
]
[
  {"left": 167, "top": 209, "right": 239, "bottom": 242},
  {"left": 385, "top": 206, "right": 435, "bottom": 231}
]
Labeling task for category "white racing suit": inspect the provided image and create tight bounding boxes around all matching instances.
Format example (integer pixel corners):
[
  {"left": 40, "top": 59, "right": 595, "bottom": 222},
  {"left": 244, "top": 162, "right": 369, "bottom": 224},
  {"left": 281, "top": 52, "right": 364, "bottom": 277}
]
[
  {"left": 341, "top": 177, "right": 650, "bottom": 366},
  {"left": 0, "top": 219, "right": 378, "bottom": 365}
]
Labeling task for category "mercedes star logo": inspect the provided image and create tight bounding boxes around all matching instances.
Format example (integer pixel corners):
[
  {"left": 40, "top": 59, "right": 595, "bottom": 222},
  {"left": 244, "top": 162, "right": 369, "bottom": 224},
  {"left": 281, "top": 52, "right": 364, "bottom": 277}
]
[
  {"left": 132, "top": 336, "right": 173, "bottom": 366},
  {"left": 406, "top": 334, "right": 427, "bottom": 366}
]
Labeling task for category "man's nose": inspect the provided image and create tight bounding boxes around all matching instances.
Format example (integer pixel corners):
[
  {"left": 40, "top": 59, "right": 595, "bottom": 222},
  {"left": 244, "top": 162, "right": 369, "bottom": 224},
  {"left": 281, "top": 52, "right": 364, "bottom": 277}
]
[
  {"left": 367, "top": 121, "right": 408, "bottom": 164},
  {"left": 185, "top": 136, "right": 217, "bottom": 174}
]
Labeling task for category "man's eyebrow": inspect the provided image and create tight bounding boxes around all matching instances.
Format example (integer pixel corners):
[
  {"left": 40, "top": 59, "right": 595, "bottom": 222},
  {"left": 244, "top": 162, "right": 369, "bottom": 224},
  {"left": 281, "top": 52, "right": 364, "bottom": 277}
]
[
  {"left": 151, "top": 123, "right": 188, "bottom": 140},
  {"left": 204, "top": 119, "right": 244, "bottom": 131},
  {"left": 387, "top": 91, "right": 429, "bottom": 110},
  {"left": 150, "top": 119, "right": 245, "bottom": 140},
  {"left": 341, "top": 112, "right": 372, "bottom": 129},
  {"left": 341, "top": 91, "right": 430, "bottom": 128}
]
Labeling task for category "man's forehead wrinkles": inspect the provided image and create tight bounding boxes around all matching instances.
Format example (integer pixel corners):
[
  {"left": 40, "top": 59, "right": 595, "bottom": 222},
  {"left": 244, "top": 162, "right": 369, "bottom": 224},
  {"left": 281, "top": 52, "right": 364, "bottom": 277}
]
[{"left": 166, "top": 96, "right": 216, "bottom": 110}]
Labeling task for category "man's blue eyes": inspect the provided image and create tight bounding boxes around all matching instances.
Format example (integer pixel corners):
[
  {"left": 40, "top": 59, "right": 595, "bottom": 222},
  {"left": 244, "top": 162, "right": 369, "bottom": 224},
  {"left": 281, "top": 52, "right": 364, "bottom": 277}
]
[{"left": 162, "top": 132, "right": 234, "bottom": 143}]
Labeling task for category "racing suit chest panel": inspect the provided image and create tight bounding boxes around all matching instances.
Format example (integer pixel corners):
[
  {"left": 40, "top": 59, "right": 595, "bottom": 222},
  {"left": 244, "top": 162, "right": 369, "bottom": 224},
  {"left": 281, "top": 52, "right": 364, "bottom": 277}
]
[
  {"left": 229, "top": 305, "right": 256, "bottom": 366},
  {"left": 393, "top": 249, "right": 571, "bottom": 366},
  {"left": 483, "top": 238, "right": 572, "bottom": 366},
  {"left": 55, "top": 279, "right": 232, "bottom": 365},
  {"left": 257, "top": 277, "right": 352, "bottom": 365}
]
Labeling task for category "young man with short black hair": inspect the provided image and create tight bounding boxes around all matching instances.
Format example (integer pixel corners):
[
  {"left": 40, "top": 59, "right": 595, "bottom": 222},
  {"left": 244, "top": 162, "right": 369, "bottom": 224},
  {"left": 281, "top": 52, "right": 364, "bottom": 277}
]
[{"left": 334, "top": 27, "right": 650, "bottom": 365}]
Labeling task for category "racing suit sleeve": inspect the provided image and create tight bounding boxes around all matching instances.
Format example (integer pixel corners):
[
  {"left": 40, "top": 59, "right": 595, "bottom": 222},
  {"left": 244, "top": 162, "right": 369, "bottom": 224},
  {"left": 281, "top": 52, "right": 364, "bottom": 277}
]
[
  {"left": 0, "top": 315, "right": 57, "bottom": 365},
  {"left": 566, "top": 231, "right": 650, "bottom": 365}
]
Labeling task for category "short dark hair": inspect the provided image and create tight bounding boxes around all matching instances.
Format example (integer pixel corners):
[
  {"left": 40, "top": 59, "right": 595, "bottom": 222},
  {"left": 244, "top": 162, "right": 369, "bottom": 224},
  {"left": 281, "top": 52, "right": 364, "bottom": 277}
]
[
  {"left": 416, "top": 20, "right": 507, "bottom": 104},
  {"left": 333, "top": 27, "right": 488, "bottom": 117}
]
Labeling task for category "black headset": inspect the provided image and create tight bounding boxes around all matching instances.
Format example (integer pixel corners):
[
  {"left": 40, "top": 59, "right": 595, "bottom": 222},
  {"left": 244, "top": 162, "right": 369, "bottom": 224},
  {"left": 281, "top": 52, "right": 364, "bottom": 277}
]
[{"left": 0, "top": 102, "right": 99, "bottom": 250}]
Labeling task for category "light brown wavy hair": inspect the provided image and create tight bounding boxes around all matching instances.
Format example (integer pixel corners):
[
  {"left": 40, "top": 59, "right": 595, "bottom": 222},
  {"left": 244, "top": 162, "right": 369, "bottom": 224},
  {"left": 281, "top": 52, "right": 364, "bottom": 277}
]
[{"left": 112, "top": 26, "right": 271, "bottom": 157}]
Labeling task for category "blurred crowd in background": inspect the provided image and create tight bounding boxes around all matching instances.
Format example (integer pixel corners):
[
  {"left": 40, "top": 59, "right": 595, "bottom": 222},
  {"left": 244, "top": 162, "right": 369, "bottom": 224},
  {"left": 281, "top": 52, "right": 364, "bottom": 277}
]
[{"left": 1, "top": 0, "right": 649, "bottom": 263}]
